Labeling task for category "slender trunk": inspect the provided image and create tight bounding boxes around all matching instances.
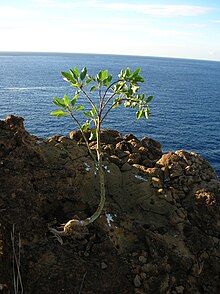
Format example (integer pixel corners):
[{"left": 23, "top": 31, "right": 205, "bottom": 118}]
[
  {"left": 81, "top": 117, "right": 105, "bottom": 225},
  {"left": 49, "top": 118, "right": 106, "bottom": 236}
]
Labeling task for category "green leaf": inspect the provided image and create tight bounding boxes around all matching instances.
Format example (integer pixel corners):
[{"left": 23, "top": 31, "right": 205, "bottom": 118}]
[
  {"left": 132, "top": 68, "right": 141, "bottom": 77},
  {"left": 118, "top": 69, "right": 125, "bottom": 79},
  {"left": 71, "top": 83, "right": 80, "bottom": 88},
  {"left": 81, "top": 122, "right": 90, "bottom": 132},
  {"left": 53, "top": 97, "right": 66, "bottom": 108},
  {"left": 108, "top": 75, "right": 113, "bottom": 82},
  {"left": 70, "top": 67, "right": 80, "bottom": 79},
  {"left": 80, "top": 67, "right": 87, "bottom": 81},
  {"left": 63, "top": 94, "right": 69, "bottom": 106},
  {"left": 144, "top": 108, "right": 150, "bottom": 119},
  {"left": 103, "top": 78, "right": 110, "bottom": 87},
  {"left": 50, "top": 109, "right": 67, "bottom": 117},
  {"left": 84, "top": 78, "right": 92, "bottom": 86},
  {"left": 102, "top": 69, "right": 108, "bottom": 80},
  {"left": 125, "top": 67, "right": 131, "bottom": 76},
  {"left": 61, "top": 72, "right": 74, "bottom": 83},
  {"left": 71, "top": 93, "right": 78, "bottom": 108},
  {"left": 145, "top": 95, "right": 154, "bottom": 104},
  {"left": 136, "top": 110, "right": 143, "bottom": 120},
  {"left": 90, "top": 85, "right": 96, "bottom": 92},
  {"left": 89, "top": 129, "right": 97, "bottom": 141},
  {"left": 91, "top": 107, "right": 97, "bottom": 116},
  {"left": 135, "top": 76, "right": 145, "bottom": 83},
  {"left": 74, "top": 66, "right": 80, "bottom": 76},
  {"left": 83, "top": 111, "right": 92, "bottom": 118},
  {"left": 76, "top": 105, "right": 85, "bottom": 111}
]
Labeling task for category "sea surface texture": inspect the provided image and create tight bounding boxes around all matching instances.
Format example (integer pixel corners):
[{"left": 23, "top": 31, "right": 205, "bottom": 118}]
[{"left": 0, "top": 52, "right": 219, "bottom": 177}]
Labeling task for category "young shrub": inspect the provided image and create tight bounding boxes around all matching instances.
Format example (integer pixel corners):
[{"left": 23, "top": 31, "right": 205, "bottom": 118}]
[{"left": 49, "top": 67, "right": 153, "bottom": 237}]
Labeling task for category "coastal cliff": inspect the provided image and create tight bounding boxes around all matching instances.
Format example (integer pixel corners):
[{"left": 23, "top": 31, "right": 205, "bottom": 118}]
[{"left": 0, "top": 115, "right": 220, "bottom": 293}]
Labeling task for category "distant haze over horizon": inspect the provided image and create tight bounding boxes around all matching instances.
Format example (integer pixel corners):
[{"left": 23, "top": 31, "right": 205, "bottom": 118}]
[{"left": 0, "top": 0, "right": 220, "bottom": 61}]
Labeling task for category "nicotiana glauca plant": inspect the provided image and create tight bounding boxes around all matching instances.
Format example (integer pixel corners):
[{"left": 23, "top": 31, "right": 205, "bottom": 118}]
[{"left": 49, "top": 67, "right": 153, "bottom": 237}]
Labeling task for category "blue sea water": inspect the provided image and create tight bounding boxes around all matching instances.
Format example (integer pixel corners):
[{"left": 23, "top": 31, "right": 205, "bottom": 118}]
[{"left": 0, "top": 52, "right": 219, "bottom": 177}]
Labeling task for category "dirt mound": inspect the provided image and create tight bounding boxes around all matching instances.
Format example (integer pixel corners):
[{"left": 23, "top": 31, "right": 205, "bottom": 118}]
[{"left": 0, "top": 115, "right": 220, "bottom": 294}]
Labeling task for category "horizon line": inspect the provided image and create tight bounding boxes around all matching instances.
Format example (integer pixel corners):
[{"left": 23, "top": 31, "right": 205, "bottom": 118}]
[{"left": 0, "top": 50, "right": 219, "bottom": 63}]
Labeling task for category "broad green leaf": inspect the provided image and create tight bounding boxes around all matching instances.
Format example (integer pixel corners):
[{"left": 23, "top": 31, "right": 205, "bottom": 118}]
[
  {"left": 70, "top": 68, "right": 79, "bottom": 80},
  {"left": 50, "top": 109, "right": 67, "bottom": 117},
  {"left": 63, "top": 94, "right": 69, "bottom": 106},
  {"left": 80, "top": 67, "right": 87, "bottom": 81},
  {"left": 108, "top": 75, "right": 113, "bottom": 82},
  {"left": 53, "top": 97, "right": 66, "bottom": 108},
  {"left": 76, "top": 105, "right": 85, "bottom": 111},
  {"left": 71, "top": 93, "right": 78, "bottom": 108},
  {"left": 136, "top": 110, "right": 143, "bottom": 120},
  {"left": 84, "top": 78, "right": 92, "bottom": 86},
  {"left": 135, "top": 76, "right": 145, "bottom": 83},
  {"left": 145, "top": 95, "right": 154, "bottom": 104},
  {"left": 83, "top": 111, "right": 92, "bottom": 118},
  {"left": 74, "top": 66, "right": 80, "bottom": 76},
  {"left": 98, "top": 70, "right": 103, "bottom": 81},
  {"left": 90, "top": 85, "right": 96, "bottom": 92},
  {"left": 81, "top": 122, "right": 90, "bottom": 132},
  {"left": 132, "top": 68, "right": 141, "bottom": 77},
  {"left": 125, "top": 67, "right": 131, "bottom": 76},
  {"left": 102, "top": 69, "right": 108, "bottom": 80},
  {"left": 61, "top": 72, "right": 74, "bottom": 83},
  {"left": 118, "top": 69, "right": 125, "bottom": 79},
  {"left": 103, "top": 78, "right": 110, "bottom": 87},
  {"left": 91, "top": 107, "right": 97, "bottom": 116}
]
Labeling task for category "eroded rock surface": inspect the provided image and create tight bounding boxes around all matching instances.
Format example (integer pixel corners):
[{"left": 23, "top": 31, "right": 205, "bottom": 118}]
[{"left": 0, "top": 115, "right": 220, "bottom": 294}]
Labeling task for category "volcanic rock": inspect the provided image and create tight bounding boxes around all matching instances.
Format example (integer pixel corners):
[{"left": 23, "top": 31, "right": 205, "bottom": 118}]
[{"left": 0, "top": 115, "right": 220, "bottom": 294}]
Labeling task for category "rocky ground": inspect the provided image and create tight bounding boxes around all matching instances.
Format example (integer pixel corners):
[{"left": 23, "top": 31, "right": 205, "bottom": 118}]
[{"left": 0, "top": 115, "right": 220, "bottom": 294}]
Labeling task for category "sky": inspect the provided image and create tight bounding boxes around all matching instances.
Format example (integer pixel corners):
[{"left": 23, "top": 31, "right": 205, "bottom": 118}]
[{"left": 0, "top": 0, "right": 220, "bottom": 61}]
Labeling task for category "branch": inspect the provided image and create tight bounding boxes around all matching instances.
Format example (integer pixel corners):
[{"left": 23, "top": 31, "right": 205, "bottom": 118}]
[
  {"left": 100, "top": 96, "right": 140, "bottom": 123},
  {"left": 80, "top": 88, "right": 98, "bottom": 114},
  {"left": 67, "top": 109, "right": 97, "bottom": 163},
  {"left": 101, "top": 79, "right": 122, "bottom": 109},
  {"left": 100, "top": 100, "right": 119, "bottom": 124}
]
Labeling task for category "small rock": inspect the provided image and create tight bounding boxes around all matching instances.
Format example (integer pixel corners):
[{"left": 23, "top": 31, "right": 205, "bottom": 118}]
[
  {"left": 142, "top": 158, "right": 154, "bottom": 168},
  {"left": 138, "top": 255, "right": 147, "bottom": 264},
  {"left": 127, "top": 153, "right": 141, "bottom": 164},
  {"left": 140, "top": 272, "right": 147, "bottom": 280},
  {"left": 175, "top": 285, "right": 185, "bottom": 293},
  {"left": 109, "top": 155, "right": 121, "bottom": 166},
  {"left": 151, "top": 177, "right": 163, "bottom": 188},
  {"left": 101, "top": 262, "right": 108, "bottom": 269},
  {"left": 134, "top": 275, "right": 141, "bottom": 288},
  {"left": 124, "top": 133, "right": 138, "bottom": 141}
]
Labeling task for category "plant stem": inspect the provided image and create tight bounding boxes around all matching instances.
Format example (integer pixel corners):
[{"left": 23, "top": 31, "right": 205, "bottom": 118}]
[
  {"left": 68, "top": 109, "right": 97, "bottom": 163},
  {"left": 80, "top": 116, "right": 105, "bottom": 225},
  {"left": 49, "top": 116, "right": 106, "bottom": 236}
]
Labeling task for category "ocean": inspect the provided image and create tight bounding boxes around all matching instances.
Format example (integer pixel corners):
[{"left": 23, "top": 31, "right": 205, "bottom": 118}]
[{"left": 0, "top": 52, "right": 219, "bottom": 177}]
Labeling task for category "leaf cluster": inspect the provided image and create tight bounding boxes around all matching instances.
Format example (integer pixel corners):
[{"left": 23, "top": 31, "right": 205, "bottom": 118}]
[{"left": 51, "top": 66, "right": 153, "bottom": 138}]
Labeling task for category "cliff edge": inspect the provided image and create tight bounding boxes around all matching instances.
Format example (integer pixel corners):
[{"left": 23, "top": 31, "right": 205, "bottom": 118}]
[{"left": 0, "top": 115, "right": 220, "bottom": 294}]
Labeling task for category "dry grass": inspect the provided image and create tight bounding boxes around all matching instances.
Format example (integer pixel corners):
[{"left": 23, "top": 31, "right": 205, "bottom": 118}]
[{"left": 10, "top": 224, "right": 23, "bottom": 294}]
